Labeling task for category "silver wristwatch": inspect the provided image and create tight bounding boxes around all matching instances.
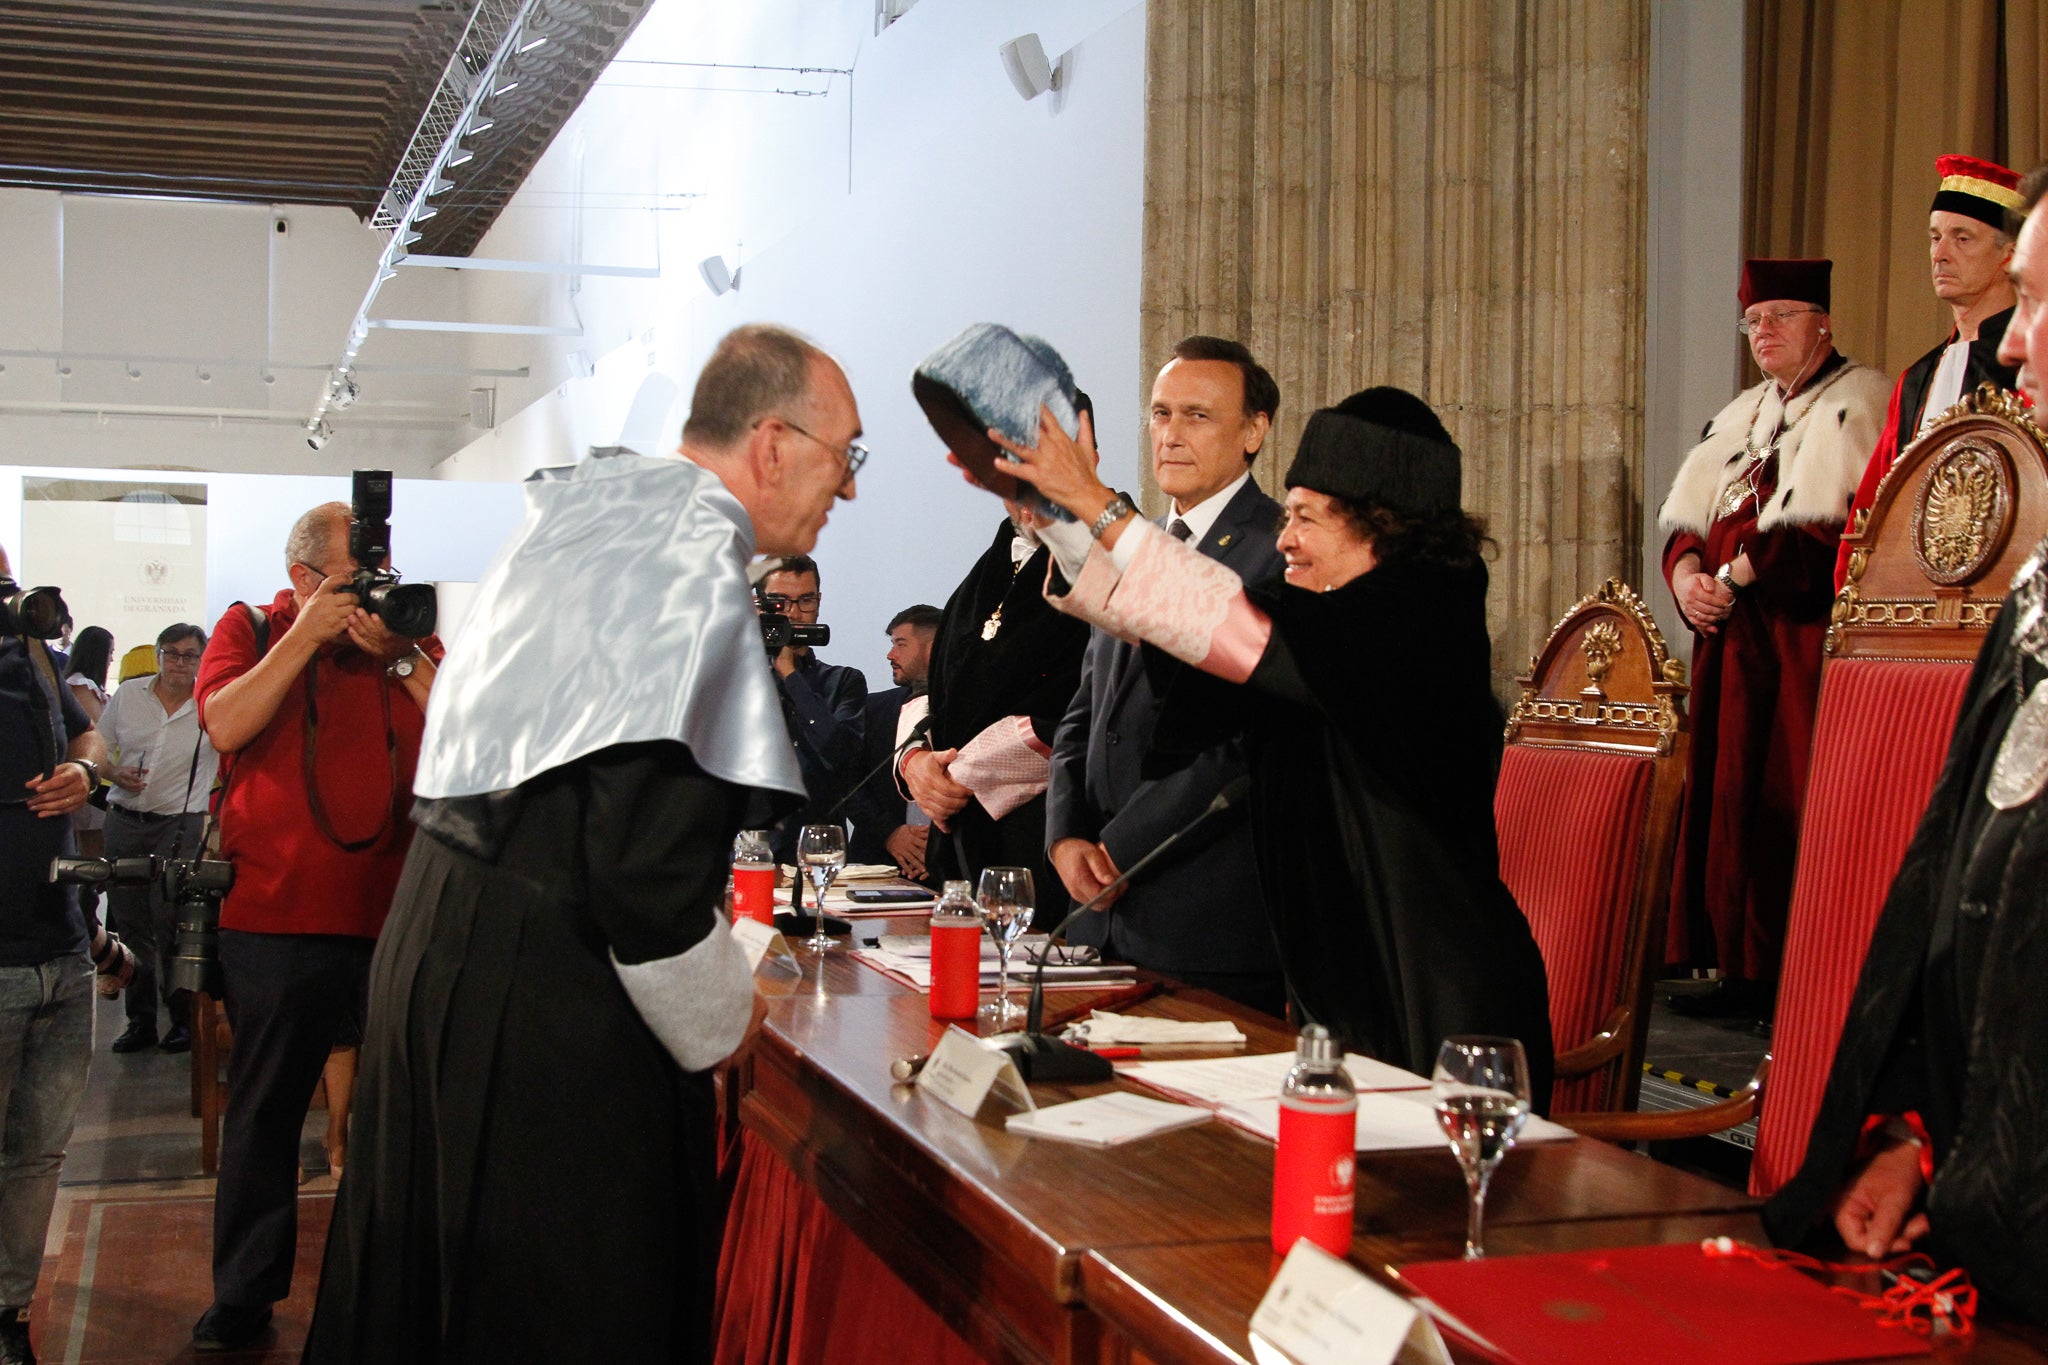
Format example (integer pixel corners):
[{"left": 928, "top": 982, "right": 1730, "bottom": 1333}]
[
  {"left": 1715, "top": 562, "right": 1740, "bottom": 593},
  {"left": 387, "top": 649, "right": 422, "bottom": 679},
  {"left": 1089, "top": 494, "right": 1136, "bottom": 541}
]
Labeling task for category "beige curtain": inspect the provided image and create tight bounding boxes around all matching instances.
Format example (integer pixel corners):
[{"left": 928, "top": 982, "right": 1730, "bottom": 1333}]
[
  {"left": 1141, "top": 0, "right": 1651, "bottom": 692},
  {"left": 1746, "top": 0, "right": 2046, "bottom": 377}
]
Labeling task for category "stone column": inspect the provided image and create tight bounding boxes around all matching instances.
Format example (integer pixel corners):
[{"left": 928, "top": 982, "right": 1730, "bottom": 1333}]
[{"left": 1142, "top": 0, "right": 1650, "bottom": 691}]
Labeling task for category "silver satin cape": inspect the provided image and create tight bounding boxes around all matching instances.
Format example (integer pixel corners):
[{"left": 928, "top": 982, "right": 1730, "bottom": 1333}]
[{"left": 413, "top": 452, "right": 804, "bottom": 802}]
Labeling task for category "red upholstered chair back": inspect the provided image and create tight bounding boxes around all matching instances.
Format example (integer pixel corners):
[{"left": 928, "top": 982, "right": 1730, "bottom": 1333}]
[
  {"left": 1498, "top": 579, "right": 1689, "bottom": 1114},
  {"left": 1750, "top": 384, "right": 2048, "bottom": 1197}
]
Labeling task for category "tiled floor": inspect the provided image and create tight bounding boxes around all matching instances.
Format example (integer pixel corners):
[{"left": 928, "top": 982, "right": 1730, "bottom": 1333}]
[{"left": 24, "top": 992, "right": 340, "bottom": 1364}]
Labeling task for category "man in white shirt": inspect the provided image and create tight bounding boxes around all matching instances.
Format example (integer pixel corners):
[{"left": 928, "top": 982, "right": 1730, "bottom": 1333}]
[{"left": 99, "top": 623, "right": 219, "bottom": 1054}]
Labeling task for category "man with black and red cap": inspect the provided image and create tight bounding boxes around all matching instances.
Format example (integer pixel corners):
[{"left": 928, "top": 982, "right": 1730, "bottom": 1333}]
[
  {"left": 1657, "top": 258, "right": 1891, "bottom": 1022},
  {"left": 1834, "top": 155, "right": 2024, "bottom": 589}
]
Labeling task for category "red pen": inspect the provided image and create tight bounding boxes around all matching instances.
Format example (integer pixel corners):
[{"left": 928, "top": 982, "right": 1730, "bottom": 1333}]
[{"left": 1085, "top": 1046, "right": 1142, "bottom": 1059}]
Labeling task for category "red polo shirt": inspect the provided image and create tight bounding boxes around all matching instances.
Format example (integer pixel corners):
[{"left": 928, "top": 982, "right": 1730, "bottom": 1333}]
[{"left": 196, "top": 591, "right": 438, "bottom": 939}]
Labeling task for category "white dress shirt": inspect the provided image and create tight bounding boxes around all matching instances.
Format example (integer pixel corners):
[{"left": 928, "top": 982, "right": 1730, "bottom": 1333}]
[{"left": 97, "top": 676, "right": 219, "bottom": 815}]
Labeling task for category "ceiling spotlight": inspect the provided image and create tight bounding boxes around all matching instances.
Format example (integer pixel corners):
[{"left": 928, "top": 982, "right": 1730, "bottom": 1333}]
[
  {"left": 998, "top": 33, "right": 1064, "bottom": 100},
  {"left": 55, "top": 361, "right": 71, "bottom": 378},
  {"left": 465, "top": 116, "right": 494, "bottom": 137},
  {"left": 306, "top": 419, "right": 332, "bottom": 451},
  {"left": 195, "top": 366, "right": 212, "bottom": 382},
  {"left": 414, "top": 205, "right": 439, "bottom": 222},
  {"left": 427, "top": 174, "right": 455, "bottom": 196},
  {"left": 331, "top": 374, "right": 360, "bottom": 410},
  {"left": 446, "top": 141, "right": 475, "bottom": 169},
  {"left": 493, "top": 80, "right": 520, "bottom": 97},
  {"left": 517, "top": 32, "right": 548, "bottom": 53},
  {"left": 125, "top": 363, "right": 142, "bottom": 380},
  {"left": 261, "top": 369, "right": 276, "bottom": 385},
  {"left": 699, "top": 254, "right": 740, "bottom": 296}
]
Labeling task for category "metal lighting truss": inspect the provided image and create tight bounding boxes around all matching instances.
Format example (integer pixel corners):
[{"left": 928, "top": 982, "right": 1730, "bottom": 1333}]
[{"left": 310, "top": 0, "right": 556, "bottom": 436}]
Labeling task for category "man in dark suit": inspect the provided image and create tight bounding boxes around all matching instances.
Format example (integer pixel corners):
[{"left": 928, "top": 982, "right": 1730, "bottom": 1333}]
[
  {"left": 1046, "top": 337, "right": 1286, "bottom": 1015},
  {"left": 847, "top": 604, "right": 939, "bottom": 873}
]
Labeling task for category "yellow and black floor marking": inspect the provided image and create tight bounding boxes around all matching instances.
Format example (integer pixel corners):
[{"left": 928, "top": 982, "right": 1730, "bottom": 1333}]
[{"left": 1640, "top": 1061, "right": 1740, "bottom": 1100}]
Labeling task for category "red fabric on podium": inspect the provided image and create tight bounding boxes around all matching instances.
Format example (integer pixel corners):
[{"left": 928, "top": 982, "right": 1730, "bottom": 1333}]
[
  {"left": 1495, "top": 746, "right": 1657, "bottom": 1113},
  {"left": 714, "top": 1131, "right": 985, "bottom": 1365},
  {"left": 1749, "top": 658, "right": 1972, "bottom": 1197}
]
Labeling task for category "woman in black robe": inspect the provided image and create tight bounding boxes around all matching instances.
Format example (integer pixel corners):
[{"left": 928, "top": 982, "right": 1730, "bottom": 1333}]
[{"left": 993, "top": 387, "right": 1553, "bottom": 1108}]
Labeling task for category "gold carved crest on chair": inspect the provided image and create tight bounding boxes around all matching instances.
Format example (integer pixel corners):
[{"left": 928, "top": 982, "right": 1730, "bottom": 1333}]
[
  {"left": 1505, "top": 578, "right": 1688, "bottom": 757},
  {"left": 1833, "top": 383, "right": 2048, "bottom": 658}
]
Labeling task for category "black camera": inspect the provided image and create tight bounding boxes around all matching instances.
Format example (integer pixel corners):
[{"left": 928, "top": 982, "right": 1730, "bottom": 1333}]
[
  {"left": 51, "top": 854, "right": 233, "bottom": 997},
  {"left": 347, "top": 470, "right": 438, "bottom": 639},
  {"left": 756, "top": 592, "right": 830, "bottom": 653},
  {"left": 0, "top": 577, "right": 66, "bottom": 640}
]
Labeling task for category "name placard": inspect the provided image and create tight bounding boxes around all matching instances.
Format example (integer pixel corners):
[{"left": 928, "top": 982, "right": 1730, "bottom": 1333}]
[
  {"left": 1250, "top": 1240, "right": 1450, "bottom": 1365},
  {"left": 731, "top": 916, "right": 796, "bottom": 974},
  {"left": 916, "top": 1025, "right": 1035, "bottom": 1121}
]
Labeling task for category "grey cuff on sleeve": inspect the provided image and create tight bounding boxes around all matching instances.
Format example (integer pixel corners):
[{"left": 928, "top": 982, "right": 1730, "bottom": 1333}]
[{"left": 611, "top": 925, "right": 755, "bottom": 1072}]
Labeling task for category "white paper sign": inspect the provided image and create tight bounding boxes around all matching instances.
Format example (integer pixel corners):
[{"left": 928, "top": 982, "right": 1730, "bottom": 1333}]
[
  {"left": 1249, "top": 1240, "right": 1450, "bottom": 1365},
  {"left": 916, "top": 1025, "right": 1035, "bottom": 1121},
  {"left": 730, "top": 916, "right": 796, "bottom": 974}
]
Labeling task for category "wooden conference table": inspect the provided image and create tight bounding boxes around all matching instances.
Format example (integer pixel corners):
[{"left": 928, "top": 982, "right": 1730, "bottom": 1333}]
[{"left": 718, "top": 916, "right": 2046, "bottom": 1364}]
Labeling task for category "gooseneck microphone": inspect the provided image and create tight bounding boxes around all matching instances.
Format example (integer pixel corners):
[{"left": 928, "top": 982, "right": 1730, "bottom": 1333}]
[{"left": 1003, "top": 776, "right": 1253, "bottom": 1082}]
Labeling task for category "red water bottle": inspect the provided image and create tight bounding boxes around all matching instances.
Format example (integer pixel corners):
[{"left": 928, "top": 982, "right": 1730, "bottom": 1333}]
[
  {"left": 1272, "top": 1024, "right": 1357, "bottom": 1257},
  {"left": 927, "top": 880, "right": 984, "bottom": 1020},
  {"left": 731, "top": 830, "right": 777, "bottom": 926}
]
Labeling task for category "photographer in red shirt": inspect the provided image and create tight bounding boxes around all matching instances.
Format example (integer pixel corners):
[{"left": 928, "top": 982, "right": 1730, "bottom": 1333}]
[{"left": 190, "top": 499, "right": 439, "bottom": 1352}]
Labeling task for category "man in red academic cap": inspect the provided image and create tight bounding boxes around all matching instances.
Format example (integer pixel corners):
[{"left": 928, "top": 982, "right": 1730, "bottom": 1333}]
[
  {"left": 1834, "top": 155, "right": 2024, "bottom": 589},
  {"left": 1658, "top": 259, "right": 1892, "bottom": 1022}
]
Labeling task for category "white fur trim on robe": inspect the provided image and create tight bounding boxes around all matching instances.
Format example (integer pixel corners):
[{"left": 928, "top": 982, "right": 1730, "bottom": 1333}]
[
  {"left": 1658, "top": 360, "right": 1893, "bottom": 538},
  {"left": 611, "top": 926, "right": 755, "bottom": 1073},
  {"left": 1043, "top": 518, "right": 1272, "bottom": 685}
]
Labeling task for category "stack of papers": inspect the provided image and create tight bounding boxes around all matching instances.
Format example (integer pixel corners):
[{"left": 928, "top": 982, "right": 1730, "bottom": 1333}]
[
  {"left": 851, "top": 937, "right": 1137, "bottom": 993},
  {"left": 1003, "top": 1092, "right": 1213, "bottom": 1147},
  {"left": 1072, "top": 1010, "right": 1246, "bottom": 1045},
  {"left": 1119, "top": 1051, "right": 1577, "bottom": 1152}
]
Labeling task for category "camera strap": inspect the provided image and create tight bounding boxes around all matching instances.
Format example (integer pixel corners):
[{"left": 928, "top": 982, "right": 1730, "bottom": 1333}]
[
  {"left": 301, "top": 651, "right": 399, "bottom": 853},
  {"left": 18, "top": 635, "right": 64, "bottom": 780}
]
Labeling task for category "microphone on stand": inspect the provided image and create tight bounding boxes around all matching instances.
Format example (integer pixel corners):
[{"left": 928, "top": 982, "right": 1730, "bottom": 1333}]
[{"left": 1003, "top": 775, "right": 1254, "bottom": 1083}]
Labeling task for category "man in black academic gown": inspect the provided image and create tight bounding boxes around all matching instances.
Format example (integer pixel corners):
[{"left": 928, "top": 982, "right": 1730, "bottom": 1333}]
[
  {"left": 306, "top": 323, "right": 860, "bottom": 1362},
  {"left": 1836, "top": 154, "right": 2023, "bottom": 589},
  {"left": 897, "top": 400, "right": 1092, "bottom": 895},
  {"left": 1767, "top": 163, "right": 2048, "bottom": 1327}
]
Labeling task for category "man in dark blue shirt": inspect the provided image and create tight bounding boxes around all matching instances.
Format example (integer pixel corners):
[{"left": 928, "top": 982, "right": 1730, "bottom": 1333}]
[
  {"left": 759, "top": 555, "right": 867, "bottom": 864},
  {"left": 0, "top": 546, "right": 107, "bottom": 1365}
]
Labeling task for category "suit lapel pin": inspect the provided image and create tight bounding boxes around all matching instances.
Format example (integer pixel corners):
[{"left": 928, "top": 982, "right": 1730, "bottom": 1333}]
[{"left": 1217, "top": 534, "right": 1233, "bottom": 548}]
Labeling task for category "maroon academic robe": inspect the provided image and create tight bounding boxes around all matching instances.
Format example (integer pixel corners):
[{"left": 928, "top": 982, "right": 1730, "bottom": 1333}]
[{"left": 1657, "top": 353, "right": 1891, "bottom": 983}]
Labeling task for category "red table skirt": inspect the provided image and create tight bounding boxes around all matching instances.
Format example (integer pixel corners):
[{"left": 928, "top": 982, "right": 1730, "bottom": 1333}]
[{"left": 714, "top": 1129, "right": 986, "bottom": 1365}]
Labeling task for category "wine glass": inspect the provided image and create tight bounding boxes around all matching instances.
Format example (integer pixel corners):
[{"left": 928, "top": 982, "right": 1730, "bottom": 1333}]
[
  {"left": 975, "top": 866, "right": 1034, "bottom": 1028},
  {"left": 1431, "top": 1036, "right": 1532, "bottom": 1260},
  {"left": 796, "top": 824, "right": 846, "bottom": 953}
]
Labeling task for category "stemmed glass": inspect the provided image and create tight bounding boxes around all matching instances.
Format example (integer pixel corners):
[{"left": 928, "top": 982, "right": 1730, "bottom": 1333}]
[
  {"left": 975, "top": 866, "right": 1034, "bottom": 1028},
  {"left": 1431, "top": 1036, "right": 1532, "bottom": 1260},
  {"left": 796, "top": 824, "right": 846, "bottom": 953}
]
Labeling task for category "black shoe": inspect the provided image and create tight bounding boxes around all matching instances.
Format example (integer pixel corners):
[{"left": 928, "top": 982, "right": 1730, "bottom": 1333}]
[
  {"left": 0, "top": 1306, "right": 35, "bottom": 1365},
  {"left": 159, "top": 1024, "right": 191, "bottom": 1054},
  {"left": 1665, "top": 977, "right": 1771, "bottom": 1022},
  {"left": 109, "top": 1022, "right": 157, "bottom": 1054},
  {"left": 192, "top": 1301, "right": 271, "bottom": 1352}
]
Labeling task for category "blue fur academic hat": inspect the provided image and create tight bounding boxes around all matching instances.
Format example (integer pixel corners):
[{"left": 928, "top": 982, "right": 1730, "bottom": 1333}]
[{"left": 912, "top": 323, "right": 1081, "bottom": 503}]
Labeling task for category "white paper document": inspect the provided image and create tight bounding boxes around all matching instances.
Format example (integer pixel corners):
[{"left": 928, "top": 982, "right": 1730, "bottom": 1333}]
[
  {"left": 1121, "top": 1051, "right": 1429, "bottom": 1110},
  {"left": 1073, "top": 1010, "right": 1246, "bottom": 1045},
  {"left": 1003, "top": 1092, "right": 1213, "bottom": 1147},
  {"left": 1223, "top": 1088, "right": 1576, "bottom": 1153}
]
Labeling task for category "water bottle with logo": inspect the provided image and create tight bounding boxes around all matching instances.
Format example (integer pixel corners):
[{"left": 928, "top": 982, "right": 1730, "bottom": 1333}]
[
  {"left": 927, "top": 880, "right": 984, "bottom": 1020},
  {"left": 1271, "top": 1023, "right": 1357, "bottom": 1257}
]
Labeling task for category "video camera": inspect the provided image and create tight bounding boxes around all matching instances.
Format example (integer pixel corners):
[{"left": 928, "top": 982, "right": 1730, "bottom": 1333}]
[
  {"left": 50, "top": 854, "right": 233, "bottom": 997},
  {"left": 347, "top": 470, "right": 438, "bottom": 639},
  {"left": 0, "top": 577, "right": 66, "bottom": 640},
  {"left": 755, "top": 590, "right": 830, "bottom": 654}
]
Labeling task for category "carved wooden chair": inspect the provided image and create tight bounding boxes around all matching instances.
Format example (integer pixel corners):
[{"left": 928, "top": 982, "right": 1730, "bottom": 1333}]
[
  {"left": 1566, "top": 385, "right": 2048, "bottom": 1158},
  {"left": 1495, "top": 578, "right": 1689, "bottom": 1115}
]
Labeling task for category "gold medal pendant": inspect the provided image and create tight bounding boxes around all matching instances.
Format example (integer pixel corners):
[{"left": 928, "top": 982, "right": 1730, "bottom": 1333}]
[
  {"left": 1987, "top": 677, "right": 2048, "bottom": 810},
  {"left": 981, "top": 606, "right": 1003, "bottom": 641}
]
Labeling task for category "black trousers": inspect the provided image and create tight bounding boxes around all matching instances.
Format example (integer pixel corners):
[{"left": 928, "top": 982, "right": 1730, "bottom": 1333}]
[
  {"left": 213, "top": 929, "right": 371, "bottom": 1308},
  {"left": 102, "top": 807, "right": 205, "bottom": 1032}
]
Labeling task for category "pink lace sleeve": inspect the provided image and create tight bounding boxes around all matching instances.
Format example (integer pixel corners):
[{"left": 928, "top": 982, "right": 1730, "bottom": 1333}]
[
  {"left": 949, "top": 715, "right": 1052, "bottom": 820},
  {"left": 1042, "top": 519, "right": 1271, "bottom": 684}
]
